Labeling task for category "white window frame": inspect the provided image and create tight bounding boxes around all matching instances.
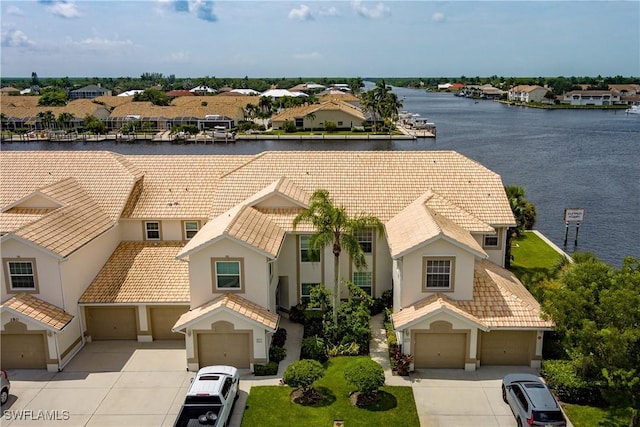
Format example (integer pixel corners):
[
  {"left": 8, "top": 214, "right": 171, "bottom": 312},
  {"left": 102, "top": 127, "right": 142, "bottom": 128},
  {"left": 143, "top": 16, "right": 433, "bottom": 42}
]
[
  {"left": 4, "top": 258, "right": 38, "bottom": 292},
  {"left": 300, "top": 236, "right": 319, "bottom": 263},
  {"left": 352, "top": 271, "right": 373, "bottom": 297},
  {"left": 423, "top": 257, "right": 455, "bottom": 291},
  {"left": 212, "top": 259, "right": 243, "bottom": 291},
  {"left": 301, "top": 282, "right": 320, "bottom": 305},
  {"left": 483, "top": 234, "right": 499, "bottom": 248},
  {"left": 183, "top": 220, "right": 200, "bottom": 240},
  {"left": 144, "top": 221, "right": 161, "bottom": 240},
  {"left": 355, "top": 229, "right": 373, "bottom": 254}
]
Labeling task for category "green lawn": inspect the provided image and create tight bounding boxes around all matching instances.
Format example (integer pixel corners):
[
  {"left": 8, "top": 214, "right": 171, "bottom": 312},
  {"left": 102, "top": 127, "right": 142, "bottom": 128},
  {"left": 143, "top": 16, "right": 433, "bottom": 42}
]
[
  {"left": 509, "top": 231, "right": 564, "bottom": 282},
  {"left": 563, "top": 404, "right": 634, "bottom": 427},
  {"left": 241, "top": 356, "right": 419, "bottom": 427}
]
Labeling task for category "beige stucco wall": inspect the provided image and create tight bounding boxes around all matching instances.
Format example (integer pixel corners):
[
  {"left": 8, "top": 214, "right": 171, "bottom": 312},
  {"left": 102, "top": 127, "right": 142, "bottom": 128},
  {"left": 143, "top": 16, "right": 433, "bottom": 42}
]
[
  {"left": 275, "top": 235, "right": 298, "bottom": 308},
  {"left": 398, "top": 239, "right": 477, "bottom": 308},
  {"left": 373, "top": 233, "right": 393, "bottom": 298},
  {"left": 274, "top": 110, "right": 364, "bottom": 130},
  {"left": 120, "top": 219, "right": 204, "bottom": 241},
  {"left": 187, "top": 238, "right": 269, "bottom": 308},
  {"left": 1, "top": 239, "right": 64, "bottom": 307}
]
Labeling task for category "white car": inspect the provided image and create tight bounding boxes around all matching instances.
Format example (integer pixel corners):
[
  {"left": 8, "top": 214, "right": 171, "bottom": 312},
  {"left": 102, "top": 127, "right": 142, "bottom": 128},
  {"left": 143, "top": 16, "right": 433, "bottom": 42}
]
[{"left": 1, "top": 370, "right": 10, "bottom": 405}]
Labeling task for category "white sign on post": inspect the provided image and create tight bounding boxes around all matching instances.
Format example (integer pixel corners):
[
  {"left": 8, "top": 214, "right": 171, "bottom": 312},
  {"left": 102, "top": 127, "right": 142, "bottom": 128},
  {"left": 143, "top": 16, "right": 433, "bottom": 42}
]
[{"left": 564, "top": 208, "right": 585, "bottom": 223}]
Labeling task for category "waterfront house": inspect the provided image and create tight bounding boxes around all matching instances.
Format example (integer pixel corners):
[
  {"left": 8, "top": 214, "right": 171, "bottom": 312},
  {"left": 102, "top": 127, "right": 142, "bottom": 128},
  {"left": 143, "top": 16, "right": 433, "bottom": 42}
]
[
  {"left": 561, "top": 90, "right": 622, "bottom": 106},
  {"left": 69, "top": 84, "right": 112, "bottom": 100},
  {"left": 271, "top": 100, "right": 366, "bottom": 130},
  {"left": 507, "top": 85, "right": 549, "bottom": 103},
  {"left": 1, "top": 151, "right": 552, "bottom": 372}
]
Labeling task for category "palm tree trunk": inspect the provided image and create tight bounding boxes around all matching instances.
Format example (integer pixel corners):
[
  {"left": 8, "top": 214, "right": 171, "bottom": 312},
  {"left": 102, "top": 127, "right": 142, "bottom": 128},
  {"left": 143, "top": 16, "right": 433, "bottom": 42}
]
[{"left": 333, "top": 253, "right": 339, "bottom": 336}]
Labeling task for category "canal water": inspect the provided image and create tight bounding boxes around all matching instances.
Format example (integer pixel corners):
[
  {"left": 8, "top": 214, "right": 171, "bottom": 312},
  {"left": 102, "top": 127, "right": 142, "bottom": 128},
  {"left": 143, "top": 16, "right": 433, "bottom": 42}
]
[{"left": 2, "top": 88, "right": 638, "bottom": 266}]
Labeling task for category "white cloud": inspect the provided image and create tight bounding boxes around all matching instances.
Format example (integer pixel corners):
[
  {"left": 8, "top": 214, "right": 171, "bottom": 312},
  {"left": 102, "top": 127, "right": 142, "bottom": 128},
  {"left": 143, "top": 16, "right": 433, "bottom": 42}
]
[
  {"left": 432, "top": 12, "right": 445, "bottom": 23},
  {"left": 319, "top": 6, "right": 339, "bottom": 17},
  {"left": 48, "top": 1, "right": 81, "bottom": 19},
  {"left": 165, "top": 50, "right": 191, "bottom": 62},
  {"left": 293, "top": 51, "right": 322, "bottom": 60},
  {"left": 67, "top": 37, "right": 134, "bottom": 52},
  {"left": 6, "top": 6, "right": 24, "bottom": 16},
  {"left": 288, "top": 5, "right": 313, "bottom": 21},
  {"left": 351, "top": 1, "right": 390, "bottom": 19},
  {"left": 1, "top": 29, "right": 36, "bottom": 48}
]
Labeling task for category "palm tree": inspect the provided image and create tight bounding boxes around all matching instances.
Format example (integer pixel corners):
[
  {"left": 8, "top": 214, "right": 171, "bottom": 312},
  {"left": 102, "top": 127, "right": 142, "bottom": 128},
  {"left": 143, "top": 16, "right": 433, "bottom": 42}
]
[
  {"left": 36, "top": 111, "right": 56, "bottom": 130},
  {"left": 292, "top": 189, "right": 384, "bottom": 330},
  {"left": 56, "top": 112, "right": 75, "bottom": 130},
  {"left": 305, "top": 111, "right": 316, "bottom": 132},
  {"left": 258, "top": 96, "right": 273, "bottom": 118}
]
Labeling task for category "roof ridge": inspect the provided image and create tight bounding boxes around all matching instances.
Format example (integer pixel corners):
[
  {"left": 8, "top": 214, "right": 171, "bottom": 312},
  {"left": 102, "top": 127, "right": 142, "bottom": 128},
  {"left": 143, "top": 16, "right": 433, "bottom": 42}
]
[{"left": 218, "top": 152, "right": 267, "bottom": 179}]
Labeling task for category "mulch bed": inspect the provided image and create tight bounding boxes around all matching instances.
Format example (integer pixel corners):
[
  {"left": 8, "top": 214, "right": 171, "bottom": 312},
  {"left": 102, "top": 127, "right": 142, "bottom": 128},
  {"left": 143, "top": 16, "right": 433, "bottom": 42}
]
[
  {"left": 290, "top": 388, "right": 324, "bottom": 405},
  {"left": 349, "top": 391, "right": 382, "bottom": 407}
]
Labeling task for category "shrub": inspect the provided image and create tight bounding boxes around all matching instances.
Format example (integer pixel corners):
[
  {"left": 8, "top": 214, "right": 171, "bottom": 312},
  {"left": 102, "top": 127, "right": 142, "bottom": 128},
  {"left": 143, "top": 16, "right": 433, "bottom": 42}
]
[
  {"left": 344, "top": 358, "right": 385, "bottom": 394},
  {"left": 327, "top": 342, "right": 360, "bottom": 357},
  {"left": 271, "top": 327, "right": 287, "bottom": 347},
  {"left": 254, "top": 361, "right": 278, "bottom": 376},
  {"left": 381, "top": 289, "right": 393, "bottom": 309},
  {"left": 282, "top": 120, "right": 297, "bottom": 133},
  {"left": 282, "top": 359, "right": 325, "bottom": 392},
  {"left": 289, "top": 304, "right": 306, "bottom": 324},
  {"left": 269, "top": 345, "right": 287, "bottom": 363},
  {"left": 323, "top": 121, "right": 337, "bottom": 132},
  {"left": 392, "top": 348, "right": 413, "bottom": 376},
  {"left": 541, "top": 359, "right": 603, "bottom": 405},
  {"left": 300, "top": 336, "right": 327, "bottom": 362},
  {"left": 370, "top": 297, "right": 385, "bottom": 315}
]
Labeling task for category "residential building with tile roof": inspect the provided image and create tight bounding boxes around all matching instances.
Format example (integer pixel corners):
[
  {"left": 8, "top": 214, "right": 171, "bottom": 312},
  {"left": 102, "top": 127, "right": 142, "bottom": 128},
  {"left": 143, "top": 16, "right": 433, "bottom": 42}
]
[{"left": 1, "top": 150, "right": 550, "bottom": 372}]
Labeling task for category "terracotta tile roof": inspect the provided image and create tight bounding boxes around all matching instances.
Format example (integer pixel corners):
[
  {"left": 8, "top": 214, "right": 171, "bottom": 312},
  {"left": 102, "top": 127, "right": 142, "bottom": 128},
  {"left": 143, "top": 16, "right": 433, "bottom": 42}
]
[
  {"left": 178, "top": 205, "right": 285, "bottom": 259},
  {"left": 2, "top": 178, "right": 114, "bottom": 257},
  {"left": 272, "top": 100, "right": 365, "bottom": 122},
  {"left": 392, "top": 259, "right": 553, "bottom": 330},
  {"left": 253, "top": 208, "right": 314, "bottom": 232},
  {"left": 79, "top": 241, "right": 189, "bottom": 303},
  {"left": 121, "top": 155, "right": 252, "bottom": 219},
  {"left": 0, "top": 97, "right": 110, "bottom": 120},
  {"left": 173, "top": 292, "right": 279, "bottom": 331},
  {"left": 212, "top": 151, "right": 515, "bottom": 227},
  {"left": 2, "top": 293, "right": 73, "bottom": 331},
  {"left": 241, "top": 176, "right": 310, "bottom": 209},
  {"left": 424, "top": 191, "right": 494, "bottom": 233},
  {"left": 386, "top": 191, "right": 487, "bottom": 258},
  {"left": 1, "top": 151, "right": 142, "bottom": 222}
]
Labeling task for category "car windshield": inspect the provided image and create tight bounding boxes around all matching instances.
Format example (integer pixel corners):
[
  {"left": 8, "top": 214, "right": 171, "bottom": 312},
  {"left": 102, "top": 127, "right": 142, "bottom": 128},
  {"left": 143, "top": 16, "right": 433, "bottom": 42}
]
[{"left": 534, "top": 410, "right": 564, "bottom": 422}]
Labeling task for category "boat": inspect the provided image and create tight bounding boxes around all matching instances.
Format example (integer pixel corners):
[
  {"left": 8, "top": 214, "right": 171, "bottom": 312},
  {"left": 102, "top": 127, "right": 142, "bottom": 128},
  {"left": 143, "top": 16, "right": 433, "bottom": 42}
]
[
  {"left": 625, "top": 104, "right": 640, "bottom": 115},
  {"left": 212, "top": 126, "right": 235, "bottom": 142}
]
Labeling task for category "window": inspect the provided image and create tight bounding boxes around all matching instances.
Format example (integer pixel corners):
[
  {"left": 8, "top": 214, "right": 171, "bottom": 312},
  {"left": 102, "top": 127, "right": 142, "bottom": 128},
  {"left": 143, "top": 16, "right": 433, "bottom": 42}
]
[
  {"left": 424, "top": 257, "right": 454, "bottom": 290},
  {"left": 300, "top": 236, "right": 319, "bottom": 263},
  {"left": 213, "top": 260, "right": 242, "bottom": 291},
  {"left": 295, "top": 118, "right": 304, "bottom": 127},
  {"left": 183, "top": 221, "right": 199, "bottom": 240},
  {"left": 355, "top": 229, "right": 373, "bottom": 253},
  {"left": 144, "top": 221, "right": 160, "bottom": 240},
  {"left": 512, "top": 385, "right": 529, "bottom": 412},
  {"left": 301, "top": 283, "right": 320, "bottom": 304},
  {"left": 352, "top": 271, "right": 372, "bottom": 296},
  {"left": 483, "top": 234, "right": 499, "bottom": 248},
  {"left": 5, "top": 260, "right": 38, "bottom": 291}
]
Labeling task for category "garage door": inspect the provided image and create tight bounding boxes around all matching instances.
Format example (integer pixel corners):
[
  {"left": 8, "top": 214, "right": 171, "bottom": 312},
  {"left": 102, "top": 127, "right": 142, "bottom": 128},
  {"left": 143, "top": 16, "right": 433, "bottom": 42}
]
[
  {"left": 414, "top": 332, "right": 466, "bottom": 369},
  {"left": 86, "top": 307, "right": 137, "bottom": 340},
  {"left": 481, "top": 331, "right": 534, "bottom": 365},
  {"left": 197, "top": 332, "right": 250, "bottom": 368},
  {"left": 1, "top": 333, "right": 47, "bottom": 369},
  {"left": 150, "top": 306, "right": 189, "bottom": 340}
]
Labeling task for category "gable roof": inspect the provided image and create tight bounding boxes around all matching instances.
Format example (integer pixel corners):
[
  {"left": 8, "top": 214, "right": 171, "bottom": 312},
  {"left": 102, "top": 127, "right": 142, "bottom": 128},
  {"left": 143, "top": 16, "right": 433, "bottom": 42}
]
[
  {"left": 385, "top": 191, "right": 488, "bottom": 259},
  {"left": 392, "top": 259, "right": 553, "bottom": 330},
  {"left": 173, "top": 292, "right": 279, "bottom": 332},
  {"left": 241, "top": 176, "right": 310, "bottom": 209},
  {"left": 1, "top": 293, "right": 73, "bottom": 332},
  {"left": 1, "top": 178, "right": 114, "bottom": 257},
  {"left": 177, "top": 204, "right": 285, "bottom": 259},
  {"left": 79, "top": 241, "right": 189, "bottom": 304}
]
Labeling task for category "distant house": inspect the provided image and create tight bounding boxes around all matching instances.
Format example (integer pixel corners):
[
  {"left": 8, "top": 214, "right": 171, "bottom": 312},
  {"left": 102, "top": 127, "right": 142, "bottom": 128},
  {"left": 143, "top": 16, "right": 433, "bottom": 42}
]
[
  {"left": 271, "top": 100, "right": 365, "bottom": 130},
  {"left": 117, "top": 90, "right": 145, "bottom": 97},
  {"left": 507, "top": 85, "right": 548, "bottom": 103},
  {"left": 0, "top": 87, "right": 20, "bottom": 96},
  {"left": 261, "top": 89, "right": 308, "bottom": 98},
  {"left": 466, "top": 84, "right": 505, "bottom": 100},
  {"left": 561, "top": 90, "right": 621, "bottom": 106},
  {"left": 189, "top": 86, "right": 216, "bottom": 95},
  {"left": 69, "top": 84, "right": 112, "bottom": 100}
]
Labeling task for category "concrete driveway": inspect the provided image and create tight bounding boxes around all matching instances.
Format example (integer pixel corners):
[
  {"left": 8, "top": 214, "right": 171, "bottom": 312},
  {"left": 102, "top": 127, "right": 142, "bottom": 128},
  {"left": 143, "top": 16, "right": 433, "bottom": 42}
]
[
  {"left": 410, "top": 366, "right": 543, "bottom": 427},
  {"left": 1, "top": 340, "right": 255, "bottom": 427}
]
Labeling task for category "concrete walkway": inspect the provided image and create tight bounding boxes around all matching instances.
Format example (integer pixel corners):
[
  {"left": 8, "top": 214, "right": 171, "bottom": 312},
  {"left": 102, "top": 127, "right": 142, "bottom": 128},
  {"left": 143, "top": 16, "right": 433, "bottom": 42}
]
[{"left": 369, "top": 313, "right": 411, "bottom": 386}]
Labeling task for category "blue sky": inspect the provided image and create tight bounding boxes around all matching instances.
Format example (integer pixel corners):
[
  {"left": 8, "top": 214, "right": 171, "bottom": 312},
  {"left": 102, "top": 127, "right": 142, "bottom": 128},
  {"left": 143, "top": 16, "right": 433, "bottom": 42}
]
[{"left": 1, "top": 1, "right": 638, "bottom": 78}]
